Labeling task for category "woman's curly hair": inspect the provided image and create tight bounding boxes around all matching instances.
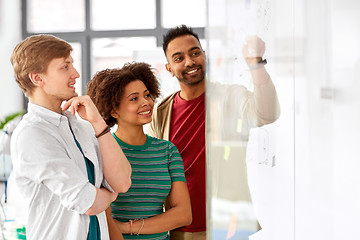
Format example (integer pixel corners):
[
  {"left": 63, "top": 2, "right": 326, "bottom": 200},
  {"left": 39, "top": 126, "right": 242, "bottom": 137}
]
[{"left": 87, "top": 62, "right": 160, "bottom": 127}]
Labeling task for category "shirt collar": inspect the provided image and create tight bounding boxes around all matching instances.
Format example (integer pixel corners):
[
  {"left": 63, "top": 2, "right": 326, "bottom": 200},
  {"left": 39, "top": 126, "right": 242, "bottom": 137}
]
[{"left": 27, "top": 102, "right": 77, "bottom": 127}]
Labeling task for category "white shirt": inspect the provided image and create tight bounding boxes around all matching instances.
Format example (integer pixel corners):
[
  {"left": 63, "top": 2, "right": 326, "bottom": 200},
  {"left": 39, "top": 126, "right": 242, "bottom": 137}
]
[{"left": 11, "top": 103, "right": 111, "bottom": 240}]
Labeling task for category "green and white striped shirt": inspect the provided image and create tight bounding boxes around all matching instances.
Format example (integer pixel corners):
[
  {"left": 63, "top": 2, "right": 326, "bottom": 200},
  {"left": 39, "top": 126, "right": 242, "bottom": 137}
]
[{"left": 111, "top": 134, "right": 186, "bottom": 240}]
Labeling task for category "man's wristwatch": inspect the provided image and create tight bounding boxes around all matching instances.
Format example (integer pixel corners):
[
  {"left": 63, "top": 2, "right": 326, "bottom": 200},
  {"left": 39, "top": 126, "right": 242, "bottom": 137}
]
[{"left": 246, "top": 57, "right": 267, "bottom": 70}]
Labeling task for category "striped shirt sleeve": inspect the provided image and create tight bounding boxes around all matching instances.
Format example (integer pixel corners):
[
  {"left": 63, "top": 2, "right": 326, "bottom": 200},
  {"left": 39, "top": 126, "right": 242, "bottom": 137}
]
[{"left": 167, "top": 142, "right": 186, "bottom": 183}]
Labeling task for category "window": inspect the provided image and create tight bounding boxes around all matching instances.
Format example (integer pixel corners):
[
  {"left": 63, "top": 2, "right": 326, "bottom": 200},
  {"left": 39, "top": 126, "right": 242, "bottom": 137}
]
[
  {"left": 23, "top": 0, "right": 205, "bottom": 96},
  {"left": 91, "top": 0, "right": 156, "bottom": 30},
  {"left": 161, "top": 0, "right": 206, "bottom": 28},
  {"left": 27, "top": 0, "right": 86, "bottom": 33}
]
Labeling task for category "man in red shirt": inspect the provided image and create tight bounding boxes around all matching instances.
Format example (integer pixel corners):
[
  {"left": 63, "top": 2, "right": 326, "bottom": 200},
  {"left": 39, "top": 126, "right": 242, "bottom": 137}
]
[{"left": 148, "top": 25, "right": 280, "bottom": 240}]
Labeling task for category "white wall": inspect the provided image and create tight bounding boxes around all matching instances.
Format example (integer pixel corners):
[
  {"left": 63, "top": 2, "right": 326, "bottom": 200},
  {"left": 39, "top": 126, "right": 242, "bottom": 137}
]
[
  {"left": 0, "top": 0, "right": 23, "bottom": 120},
  {"left": 295, "top": 0, "right": 360, "bottom": 239},
  {"left": 329, "top": 0, "right": 360, "bottom": 238}
]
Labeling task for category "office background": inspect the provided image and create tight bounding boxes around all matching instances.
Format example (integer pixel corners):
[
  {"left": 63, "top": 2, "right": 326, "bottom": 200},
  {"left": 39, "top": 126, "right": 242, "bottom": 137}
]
[{"left": 1, "top": 0, "right": 360, "bottom": 239}]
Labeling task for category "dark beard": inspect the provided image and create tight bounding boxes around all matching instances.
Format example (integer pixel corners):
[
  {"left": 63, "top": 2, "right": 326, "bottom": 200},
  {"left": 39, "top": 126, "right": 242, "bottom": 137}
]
[
  {"left": 178, "top": 75, "right": 204, "bottom": 86},
  {"left": 178, "top": 66, "right": 205, "bottom": 86}
]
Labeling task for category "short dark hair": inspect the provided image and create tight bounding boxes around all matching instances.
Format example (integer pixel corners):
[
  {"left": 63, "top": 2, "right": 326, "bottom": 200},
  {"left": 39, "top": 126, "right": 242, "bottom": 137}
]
[
  {"left": 87, "top": 62, "right": 160, "bottom": 127},
  {"left": 162, "top": 25, "right": 201, "bottom": 55}
]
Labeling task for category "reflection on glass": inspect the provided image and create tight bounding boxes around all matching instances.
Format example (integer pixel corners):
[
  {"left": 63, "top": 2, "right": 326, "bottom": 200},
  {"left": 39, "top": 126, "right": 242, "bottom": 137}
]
[
  {"left": 207, "top": 0, "right": 288, "bottom": 239},
  {"left": 27, "top": 0, "right": 85, "bottom": 33},
  {"left": 91, "top": 0, "right": 156, "bottom": 30},
  {"left": 161, "top": 0, "right": 206, "bottom": 28},
  {"left": 91, "top": 37, "right": 179, "bottom": 98}
]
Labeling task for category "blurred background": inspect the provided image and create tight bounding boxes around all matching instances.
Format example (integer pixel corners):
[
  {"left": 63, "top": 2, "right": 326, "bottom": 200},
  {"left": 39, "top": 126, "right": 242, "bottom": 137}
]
[{"left": 1, "top": 0, "right": 360, "bottom": 239}]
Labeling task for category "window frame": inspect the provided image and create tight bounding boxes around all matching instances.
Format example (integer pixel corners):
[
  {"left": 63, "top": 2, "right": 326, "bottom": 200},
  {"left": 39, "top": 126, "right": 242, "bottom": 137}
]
[{"left": 21, "top": 0, "right": 205, "bottom": 94}]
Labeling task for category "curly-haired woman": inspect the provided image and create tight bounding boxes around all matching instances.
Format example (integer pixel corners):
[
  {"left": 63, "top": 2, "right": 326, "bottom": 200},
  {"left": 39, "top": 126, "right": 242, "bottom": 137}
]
[{"left": 87, "top": 62, "right": 192, "bottom": 240}]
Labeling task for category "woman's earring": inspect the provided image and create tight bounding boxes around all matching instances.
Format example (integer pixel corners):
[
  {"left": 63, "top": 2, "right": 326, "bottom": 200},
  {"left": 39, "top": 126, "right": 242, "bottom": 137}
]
[
  {"left": 111, "top": 112, "right": 119, "bottom": 118},
  {"left": 111, "top": 109, "right": 120, "bottom": 118}
]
